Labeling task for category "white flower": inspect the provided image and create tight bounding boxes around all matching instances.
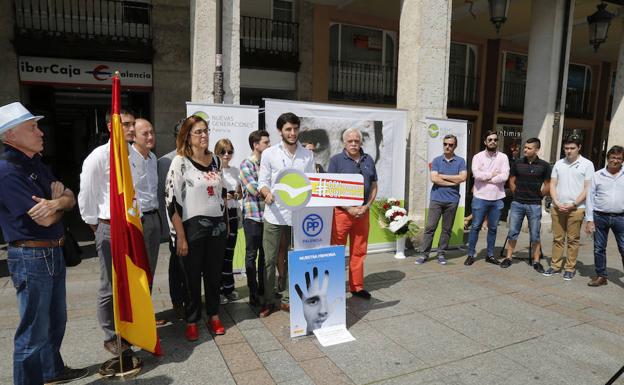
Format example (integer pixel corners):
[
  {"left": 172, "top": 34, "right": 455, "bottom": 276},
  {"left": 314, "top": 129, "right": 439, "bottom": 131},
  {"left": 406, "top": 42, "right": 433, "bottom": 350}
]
[{"left": 389, "top": 215, "right": 409, "bottom": 233}]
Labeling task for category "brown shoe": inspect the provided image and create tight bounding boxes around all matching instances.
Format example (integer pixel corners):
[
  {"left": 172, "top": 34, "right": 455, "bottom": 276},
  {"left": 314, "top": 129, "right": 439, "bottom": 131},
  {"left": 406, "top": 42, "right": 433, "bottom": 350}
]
[
  {"left": 588, "top": 276, "right": 608, "bottom": 287},
  {"left": 259, "top": 304, "right": 276, "bottom": 318},
  {"left": 280, "top": 303, "right": 290, "bottom": 312},
  {"left": 156, "top": 318, "right": 167, "bottom": 326}
]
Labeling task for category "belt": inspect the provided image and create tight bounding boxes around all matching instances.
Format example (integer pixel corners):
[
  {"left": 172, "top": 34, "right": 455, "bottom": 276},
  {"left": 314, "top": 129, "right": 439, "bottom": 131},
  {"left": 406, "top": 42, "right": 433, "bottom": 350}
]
[
  {"left": 10, "top": 237, "right": 65, "bottom": 248},
  {"left": 594, "top": 211, "right": 624, "bottom": 217},
  {"left": 143, "top": 209, "right": 158, "bottom": 215},
  {"left": 99, "top": 219, "right": 110, "bottom": 224}
]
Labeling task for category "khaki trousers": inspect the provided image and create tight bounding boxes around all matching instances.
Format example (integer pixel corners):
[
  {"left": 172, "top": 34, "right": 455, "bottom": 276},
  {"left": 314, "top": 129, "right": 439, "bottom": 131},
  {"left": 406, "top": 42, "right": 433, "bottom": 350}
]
[{"left": 550, "top": 207, "right": 585, "bottom": 272}]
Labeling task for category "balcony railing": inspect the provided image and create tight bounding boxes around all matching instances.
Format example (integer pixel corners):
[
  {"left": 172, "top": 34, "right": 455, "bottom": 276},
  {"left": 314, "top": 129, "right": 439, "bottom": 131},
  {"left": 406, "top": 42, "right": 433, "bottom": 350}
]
[
  {"left": 14, "top": 0, "right": 152, "bottom": 41},
  {"left": 328, "top": 60, "right": 397, "bottom": 104},
  {"left": 240, "top": 15, "right": 299, "bottom": 71},
  {"left": 448, "top": 74, "right": 479, "bottom": 110},
  {"left": 565, "top": 88, "right": 593, "bottom": 120},
  {"left": 499, "top": 81, "right": 526, "bottom": 113}
]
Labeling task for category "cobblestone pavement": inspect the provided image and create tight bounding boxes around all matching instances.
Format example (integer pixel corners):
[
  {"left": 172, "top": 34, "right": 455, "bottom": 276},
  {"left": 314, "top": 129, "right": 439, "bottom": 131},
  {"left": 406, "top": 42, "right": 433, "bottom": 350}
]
[{"left": 1, "top": 227, "right": 624, "bottom": 384}]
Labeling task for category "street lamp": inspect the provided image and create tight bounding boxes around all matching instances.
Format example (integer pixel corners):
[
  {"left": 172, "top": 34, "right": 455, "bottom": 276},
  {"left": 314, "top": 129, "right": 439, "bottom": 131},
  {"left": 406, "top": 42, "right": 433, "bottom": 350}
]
[
  {"left": 488, "top": 0, "right": 510, "bottom": 35},
  {"left": 587, "top": 2, "right": 615, "bottom": 52}
]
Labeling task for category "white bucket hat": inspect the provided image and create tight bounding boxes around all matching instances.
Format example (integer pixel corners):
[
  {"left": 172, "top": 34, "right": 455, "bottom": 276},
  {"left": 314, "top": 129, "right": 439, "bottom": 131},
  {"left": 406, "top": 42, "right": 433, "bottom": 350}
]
[{"left": 0, "top": 102, "right": 44, "bottom": 135}]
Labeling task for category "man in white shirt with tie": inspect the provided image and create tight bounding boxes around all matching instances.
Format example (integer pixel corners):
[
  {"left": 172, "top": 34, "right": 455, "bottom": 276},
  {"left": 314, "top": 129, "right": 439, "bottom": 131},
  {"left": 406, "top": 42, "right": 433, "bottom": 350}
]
[{"left": 78, "top": 108, "right": 135, "bottom": 355}]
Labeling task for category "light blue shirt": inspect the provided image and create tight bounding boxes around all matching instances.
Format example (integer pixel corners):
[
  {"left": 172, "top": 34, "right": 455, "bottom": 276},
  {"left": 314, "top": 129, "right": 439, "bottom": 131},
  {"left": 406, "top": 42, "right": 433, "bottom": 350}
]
[{"left": 586, "top": 167, "right": 624, "bottom": 222}]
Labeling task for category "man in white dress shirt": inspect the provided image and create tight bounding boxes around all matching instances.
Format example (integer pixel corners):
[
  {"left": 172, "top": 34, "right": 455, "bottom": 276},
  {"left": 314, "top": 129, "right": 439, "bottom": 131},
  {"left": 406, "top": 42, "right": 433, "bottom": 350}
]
[
  {"left": 130, "top": 119, "right": 161, "bottom": 288},
  {"left": 78, "top": 108, "right": 135, "bottom": 355},
  {"left": 585, "top": 145, "right": 624, "bottom": 287},
  {"left": 258, "top": 112, "right": 315, "bottom": 317}
]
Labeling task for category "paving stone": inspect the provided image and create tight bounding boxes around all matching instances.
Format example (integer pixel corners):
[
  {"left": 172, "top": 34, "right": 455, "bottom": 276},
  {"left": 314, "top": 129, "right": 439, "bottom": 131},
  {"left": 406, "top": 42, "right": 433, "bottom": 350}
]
[
  {"left": 369, "top": 313, "right": 488, "bottom": 366},
  {"left": 241, "top": 327, "right": 283, "bottom": 353},
  {"left": 369, "top": 368, "right": 446, "bottom": 385},
  {"left": 299, "top": 357, "right": 354, "bottom": 385},
  {"left": 282, "top": 337, "right": 325, "bottom": 362},
  {"left": 258, "top": 349, "right": 308, "bottom": 383},
  {"left": 218, "top": 342, "right": 263, "bottom": 374},
  {"left": 233, "top": 368, "right": 276, "bottom": 385},
  {"left": 424, "top": 302, "right": 542, "bottom": 349},
  {"left": 319, "top": 322, "right": 427, "bottom": 385},
  {"left": 225, "top": 302, "right": 265, "bottom": 330}
]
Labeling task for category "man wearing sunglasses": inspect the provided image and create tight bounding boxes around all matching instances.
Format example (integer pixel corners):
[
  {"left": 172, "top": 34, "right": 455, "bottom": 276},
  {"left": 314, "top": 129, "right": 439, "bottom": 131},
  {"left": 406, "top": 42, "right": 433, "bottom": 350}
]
[
  {"left": 465, "top": 130, "right": 510, "bottom": 266},
  {"left": 416, "top": 134, "right": 466, "bottom": 265}
]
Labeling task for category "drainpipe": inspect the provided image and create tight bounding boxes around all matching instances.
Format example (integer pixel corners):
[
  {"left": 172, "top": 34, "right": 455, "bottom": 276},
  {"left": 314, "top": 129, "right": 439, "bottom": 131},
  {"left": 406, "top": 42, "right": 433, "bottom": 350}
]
[
  {"left": 550, "top": 0, "right": 572, "bottom": 163},
  {"left": 214, "top": 0, "right": 224, "bottom": 103}
]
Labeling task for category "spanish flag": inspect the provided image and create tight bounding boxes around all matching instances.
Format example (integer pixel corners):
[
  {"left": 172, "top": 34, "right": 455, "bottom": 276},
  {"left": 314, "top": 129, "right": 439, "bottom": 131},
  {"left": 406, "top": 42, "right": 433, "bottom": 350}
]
[{"left": 109, "top": 73, "right": 162, "bottom": 355}]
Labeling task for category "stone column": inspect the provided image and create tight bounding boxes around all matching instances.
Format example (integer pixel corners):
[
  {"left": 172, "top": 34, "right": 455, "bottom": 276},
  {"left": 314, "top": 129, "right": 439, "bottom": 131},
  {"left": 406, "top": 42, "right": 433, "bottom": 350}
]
[
  {"left": 297, "top": 0, "right": 314, "bottom": 101},
  {"left": 522, "top": 0, "right": 574, "bottom": 163},
  {"left": 152, "top": 0, "right": 191, "bottom": 155},
  {"left": 608, "top": 20, "right": 624, "bottom": 152},
  {"left": 0, "top": 0, "right": 20, "bottom": 104},
  {"left": 190, "top": 0, "right": 217, "bottom": 102},
  {"left": 397, "top": 0, "right": 452, "bottom": 221},
  {"left": 222, "top": 0, "right": 240, "bottom": 104}
]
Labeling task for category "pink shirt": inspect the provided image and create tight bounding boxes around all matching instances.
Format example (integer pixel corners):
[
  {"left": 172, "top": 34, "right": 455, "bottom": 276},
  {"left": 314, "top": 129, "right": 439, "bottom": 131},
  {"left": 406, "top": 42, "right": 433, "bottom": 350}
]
[{"left": 471, "top": 150, "right": 510, "bottom": 201}]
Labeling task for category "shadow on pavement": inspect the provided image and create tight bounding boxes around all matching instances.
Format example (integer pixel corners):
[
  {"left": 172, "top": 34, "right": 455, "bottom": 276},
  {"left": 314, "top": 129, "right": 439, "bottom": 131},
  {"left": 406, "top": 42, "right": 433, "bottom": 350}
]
[
  {"left": 576, "top": 260, "right": 624, "bottom": 289},
  {"left": 346, "top": 269, "right": 405, "bottom": 328}
]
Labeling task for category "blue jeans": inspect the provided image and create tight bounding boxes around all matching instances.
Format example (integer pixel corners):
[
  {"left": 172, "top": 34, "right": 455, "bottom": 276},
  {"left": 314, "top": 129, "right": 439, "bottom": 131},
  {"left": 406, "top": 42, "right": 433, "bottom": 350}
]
[
  {"left": 7, "top": 246, "right": 67, "bottom": 385},
  {"left": 593, "top": 212, "right": 624, "bottom": 277},
  {"left": 467, "top": 197, "right": 504, "bottom": 257},
  {"left": 506, "top": 201, "right": 542, "bottom": 243}
]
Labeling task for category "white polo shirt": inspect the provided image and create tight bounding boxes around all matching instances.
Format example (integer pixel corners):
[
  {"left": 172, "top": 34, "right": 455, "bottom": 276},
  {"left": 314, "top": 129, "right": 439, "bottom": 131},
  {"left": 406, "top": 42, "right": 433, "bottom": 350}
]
[
  {"left": 258, "top": 141, "right": 314, "bottom": 226},
  {"left": 551, "top": 155, "right": 594, "bottom": 208}
]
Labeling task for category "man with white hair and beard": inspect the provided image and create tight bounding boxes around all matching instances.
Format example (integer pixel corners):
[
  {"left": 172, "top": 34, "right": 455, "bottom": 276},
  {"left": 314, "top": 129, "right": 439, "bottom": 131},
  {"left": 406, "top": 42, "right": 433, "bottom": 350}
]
[{"left": 328, "top": 127, "right": 378, "bottom": 300}]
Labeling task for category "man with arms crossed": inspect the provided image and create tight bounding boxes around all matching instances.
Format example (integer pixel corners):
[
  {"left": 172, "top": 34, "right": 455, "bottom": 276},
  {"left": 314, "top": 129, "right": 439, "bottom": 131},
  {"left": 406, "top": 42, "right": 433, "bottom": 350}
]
[
  {"left": 501, "top": 138, "right": 550, "bottom": 272},
  {"left": 543, "top": 134, "right": 594, "bottom": 280},
  {"left": 0, "top": 102, "right": 87, "bottom": 385},
  {"left": 585, "top": 145, "right": 624, "bottom": 286},
  {"left": 416, "top": 134, "right": 466, "bottom": 265},
  {"left": 258, "top": 113, "right": 314, "bottom": 317}
]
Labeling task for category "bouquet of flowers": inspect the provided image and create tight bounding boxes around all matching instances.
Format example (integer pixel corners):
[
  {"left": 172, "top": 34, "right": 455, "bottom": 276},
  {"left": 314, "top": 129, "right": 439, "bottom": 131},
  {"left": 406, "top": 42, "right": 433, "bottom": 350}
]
[{"left": 372, "top": 198, "right": 418, "bottom": 237}]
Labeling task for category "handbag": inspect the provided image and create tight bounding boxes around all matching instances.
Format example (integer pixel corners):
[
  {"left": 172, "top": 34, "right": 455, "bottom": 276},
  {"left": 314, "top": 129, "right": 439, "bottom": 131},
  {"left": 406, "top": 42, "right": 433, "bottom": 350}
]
[{"left": 62, "top": 227, "right": 82, "bottom": 267}]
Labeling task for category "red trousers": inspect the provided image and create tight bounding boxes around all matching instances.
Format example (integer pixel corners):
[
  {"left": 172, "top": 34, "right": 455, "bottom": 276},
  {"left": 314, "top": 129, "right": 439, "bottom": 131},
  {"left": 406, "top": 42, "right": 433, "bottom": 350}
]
[{"left": 331, "top": 208, "right": 370, "bottom": 292}]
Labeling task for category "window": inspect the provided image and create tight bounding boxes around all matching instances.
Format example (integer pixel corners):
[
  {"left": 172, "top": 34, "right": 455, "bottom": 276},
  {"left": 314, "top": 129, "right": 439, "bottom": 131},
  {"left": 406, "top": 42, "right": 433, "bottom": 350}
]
[
  {"left": 448, "top": 42, "right": 478, "bottom": 108},
  {"left": 273, "top": 0, "right": 294, "bottom": 22},
  {"left": 500, "top": 52, "right": 528, "bottom": 112},
  {"left": 565, "top": 63, "right": 592, "bottom": 118},
  {"left": 123, "top": 1, "right": 150, "bottom": 25}
]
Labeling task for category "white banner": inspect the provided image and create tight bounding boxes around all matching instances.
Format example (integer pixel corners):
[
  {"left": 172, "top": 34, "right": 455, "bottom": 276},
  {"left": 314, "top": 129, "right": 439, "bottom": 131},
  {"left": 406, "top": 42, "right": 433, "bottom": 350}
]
[
  {"left": 18, "top": 56, "right": 152, "bottom": 88},
  {"left": 264, "top": 99, "right": 407, "bottom": 200},
  {"left": 424, "top": 117, "right": 468, "bottom": 248},
  {"left": 186, "top": 102, "right": 259, "bottom": 169}
]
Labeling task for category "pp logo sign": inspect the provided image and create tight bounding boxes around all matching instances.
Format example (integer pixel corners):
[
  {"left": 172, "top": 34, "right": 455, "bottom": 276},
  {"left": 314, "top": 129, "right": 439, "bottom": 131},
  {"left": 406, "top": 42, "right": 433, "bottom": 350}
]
[
  {"left": 273, "top": 168, "right": 312, "bottom": 209},
  {"left": 302, "top": 214, "right": 323, "bottom": 237}
]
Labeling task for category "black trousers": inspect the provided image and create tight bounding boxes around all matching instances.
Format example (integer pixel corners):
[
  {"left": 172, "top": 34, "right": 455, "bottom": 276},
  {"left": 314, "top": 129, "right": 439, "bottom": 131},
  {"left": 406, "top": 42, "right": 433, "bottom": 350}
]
[
  {"left": 243, "top": 218, "right": 265, "bottom": 297},
  {"left": 420, "top": 200, "right": 459, "bottom": 257},
  {"left": 221, "top": 207, "right": 239, "bottom": 295},
  {"left": 181, "top": 217, "right": 227, "bottom": 322},
  {"left": 168, "top": 239, "right": 187, "bottom": 306}
]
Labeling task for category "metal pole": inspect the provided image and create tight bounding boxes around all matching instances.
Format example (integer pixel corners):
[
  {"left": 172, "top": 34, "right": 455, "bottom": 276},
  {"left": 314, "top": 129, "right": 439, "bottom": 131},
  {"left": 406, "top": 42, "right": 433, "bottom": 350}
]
[{"left": 213, "top": 0, "right": 224, "bottom": 103}]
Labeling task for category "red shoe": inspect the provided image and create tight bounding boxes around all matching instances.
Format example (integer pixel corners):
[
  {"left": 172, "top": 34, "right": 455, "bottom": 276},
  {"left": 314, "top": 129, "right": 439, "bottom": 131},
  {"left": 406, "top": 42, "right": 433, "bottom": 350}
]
[
  {"left": 209, "top": 319, "right": 225, "bottom": 335},
  {"left": 185, "top": 323, "right": 199, "bottom": 341}
]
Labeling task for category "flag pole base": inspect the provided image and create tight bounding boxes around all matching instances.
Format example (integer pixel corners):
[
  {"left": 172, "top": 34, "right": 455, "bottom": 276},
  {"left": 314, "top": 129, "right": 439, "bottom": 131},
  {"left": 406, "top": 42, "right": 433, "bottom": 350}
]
[{"left": 98, "top": 352, "right": 142, "bottom": 380}]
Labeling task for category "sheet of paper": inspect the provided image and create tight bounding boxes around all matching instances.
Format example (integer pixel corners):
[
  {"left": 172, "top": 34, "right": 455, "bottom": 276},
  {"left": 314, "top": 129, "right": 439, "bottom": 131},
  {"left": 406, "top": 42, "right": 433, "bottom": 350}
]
[{"left": 313, "top": 325, "right": 355, "bottom": 347}]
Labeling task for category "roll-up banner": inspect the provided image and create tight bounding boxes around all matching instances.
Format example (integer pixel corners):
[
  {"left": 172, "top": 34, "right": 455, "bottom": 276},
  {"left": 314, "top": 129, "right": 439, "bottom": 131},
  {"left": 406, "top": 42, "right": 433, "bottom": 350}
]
[
  {"left": 424, "top": 117, "right": 468, "bottom": 248},
  {"left": 264, "top": 99, "right": 408, "bottom": 252}
]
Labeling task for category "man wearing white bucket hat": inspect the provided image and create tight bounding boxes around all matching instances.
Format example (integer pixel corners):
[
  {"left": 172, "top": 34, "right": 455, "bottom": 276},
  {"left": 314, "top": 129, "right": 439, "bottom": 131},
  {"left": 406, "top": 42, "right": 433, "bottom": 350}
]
[{"left": 0, "top": 102, "right": 88, "bottom": 384}]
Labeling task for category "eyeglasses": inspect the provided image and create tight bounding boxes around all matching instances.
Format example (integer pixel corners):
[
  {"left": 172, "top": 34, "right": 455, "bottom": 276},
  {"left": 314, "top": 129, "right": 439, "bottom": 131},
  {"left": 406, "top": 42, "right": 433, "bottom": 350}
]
[
  {"left": 443, "top": 143, "right": 455, "bottom": 147},
  {"left": 486, "top": 138, "right": 498, "bottom": 143},
  {"left": 220, "top": 150, "right": 234, "bottom": 155},
  {"left": 190, "top": 128, "right": 210, "bottom": 136}
]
